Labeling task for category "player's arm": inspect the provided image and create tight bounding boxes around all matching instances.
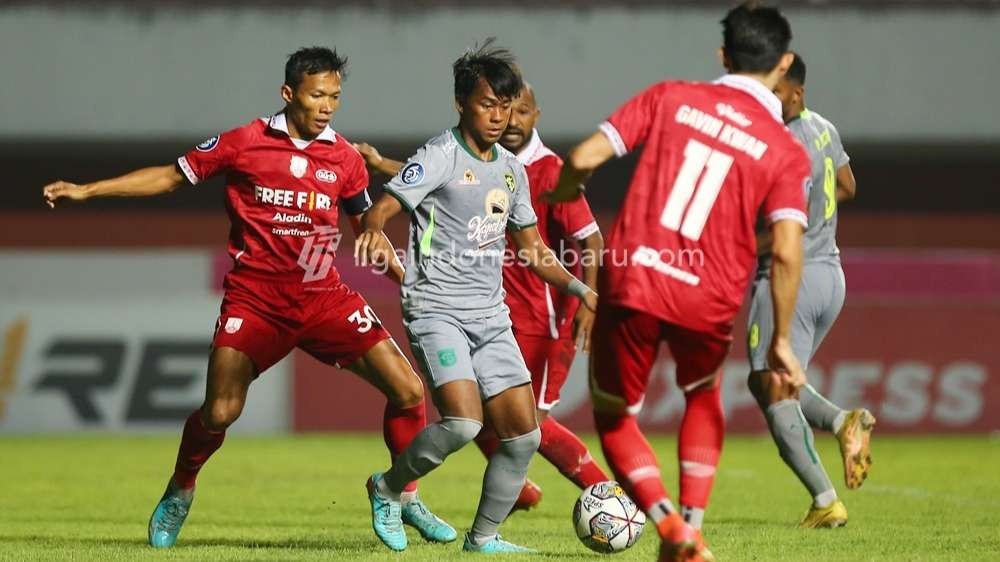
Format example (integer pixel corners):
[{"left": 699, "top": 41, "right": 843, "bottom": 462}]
[
  {"left": 836, "top": 163, "right": 856, "bottom": 202},
  {"left": 509, "top": 226, "right": 597, "bottom": 313},
  {"left": 348, "top": 212, "right": 405, "bottom": 284},
  {"left": 546, "top": 132, "right": 616, "bottom": 203},
  {"left": 354, "top": 143, "right": 404, "bottom": 178},
  {"left": 768, "top": 219, "right": 805, "bottom": 386},
  {"left": 355, "top": 194, "right": 405, "bottom": 274},
  {"left": 572, "top": 229, "right": 604, "bottom": 352},
  {"left": 42, "top": 164, "right": 186, "bottom": 208}
]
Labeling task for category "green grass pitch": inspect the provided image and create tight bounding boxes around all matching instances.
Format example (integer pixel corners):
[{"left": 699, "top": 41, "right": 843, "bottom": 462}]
[{"left": 1, "top": 434, "right": 997, "bottom": 561}]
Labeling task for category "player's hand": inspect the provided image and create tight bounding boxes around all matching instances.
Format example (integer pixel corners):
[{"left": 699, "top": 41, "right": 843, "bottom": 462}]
[
  {"left": 353, "top": 142, "right": 384, "bottom": 172},
  {"left": 768, "top": 337, "right": 806, "bottom": 389},
  {"left": 581, "top": 289, "right": 598, "bottom": 313},
  {"left": 572, "top": 304, "right": 596, "bottom": 353},
  {"left": 354, "top": 228, "right": 393, "bottom": 271},
  {"left": 43, "top": 180, "right": 89, "bottom": 208},
  {"left": 543, "top": 182, "right": 584, "bottom": 204}
]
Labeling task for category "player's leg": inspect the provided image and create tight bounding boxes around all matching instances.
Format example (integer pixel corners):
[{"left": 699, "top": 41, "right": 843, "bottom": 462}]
[
  {"left": 747, "top": 273, "right": 844, "bottom": 527},
  {"left": 476, "top": 331, "right": 545, "bottom": 512},
  {"left": 149, "top": 347, "right": 255, "bottom": 548},
  {"left": 535, "top": 335, "right": 609, "bottom": 489},
  {"left": 589, "top": 305, "right": 694, "bottom": 548},
  {"left": 344, "top": 337, "right": 457, "bottom": 543},
  {"left": 463, "top": 324, "right": 540, "bottom": 553},
  {"left": 366, "top": 316, "right": 483, "bottom": 551},
  {"left": 805, "top": 263, "right": 875, "bottom": 489}
]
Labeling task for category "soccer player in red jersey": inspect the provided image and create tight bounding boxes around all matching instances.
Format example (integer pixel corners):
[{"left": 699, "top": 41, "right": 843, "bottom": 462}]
[
  {"left": 548, "top": 4, "right": 810, "bottom": 561},
  {"left": 356, "top": 84, "right": 610, "bottom": 512},
  {"left": 42, "top": 47, "right": 455, "bottom": 549}
]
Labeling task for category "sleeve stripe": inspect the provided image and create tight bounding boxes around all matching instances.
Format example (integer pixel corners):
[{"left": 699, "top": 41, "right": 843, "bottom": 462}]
[
  {"left": 768, "top": 208, "right": 808, "bottom": 228},
  {"left": 598, "top": 121, "right": 628, "bottom": 157},
  {"left": 571, "top": 221, "right": 600, "bottom": 240},
  {"left": 177, "top": 156, "right": 200, "bottom": 185}
]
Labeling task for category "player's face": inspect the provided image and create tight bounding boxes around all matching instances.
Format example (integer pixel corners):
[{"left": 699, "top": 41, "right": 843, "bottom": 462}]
[
  {"left": 281, "top": 71, "right": 342, "bottom": 139},
  {"left": 457, "top": 77, "right": 513, "bottom": 149},
  {"left": 500, "top": 87, "right": 539, "bottom": 154},
  {"left": 772, "top": 77, "right": 803, "bottom": 123}
]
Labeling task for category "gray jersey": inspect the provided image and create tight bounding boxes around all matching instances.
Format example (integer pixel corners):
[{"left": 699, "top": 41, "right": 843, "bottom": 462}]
[
  {"left": 384, "top": 128, "right": 537, "bottom": 320},
  {"left": 759, "top": 109, "right": 850, "bottom": 273}
]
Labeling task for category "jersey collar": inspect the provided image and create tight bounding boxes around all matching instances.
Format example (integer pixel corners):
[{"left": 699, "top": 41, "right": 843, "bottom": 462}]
[
  {"left": 713, "top": 74, "right": 782, "bottom": 123},
  {"left": 515, "top": 128, "right": 545, "bottom": 166},
  {"left": 266, "top": 112, "right": 337, "bottom": 143}
]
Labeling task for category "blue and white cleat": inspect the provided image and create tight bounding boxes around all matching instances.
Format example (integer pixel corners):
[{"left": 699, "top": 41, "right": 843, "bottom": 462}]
[
  {"left": 462, "top": 533, "right": 536, "bottom": 554},
  {"left": 147, "top": 481, "right": 194, "bottom": 548},
  {"left": 366, "top": 472, "right": 407, "bottom": 551},
  {"left": 402, "top": 495, "right": 457, "bottom": 543}
]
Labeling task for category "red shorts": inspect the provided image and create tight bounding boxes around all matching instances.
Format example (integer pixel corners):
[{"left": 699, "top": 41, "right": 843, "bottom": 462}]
[
  {"left": 514, "top": 332, "right": 577, "bottom": 411},
  {"left": 213, "top": 273, "right": 391, "bottom": 374},
  {"left": 591, "top": 304, "right": 731, "bottom": 414}
]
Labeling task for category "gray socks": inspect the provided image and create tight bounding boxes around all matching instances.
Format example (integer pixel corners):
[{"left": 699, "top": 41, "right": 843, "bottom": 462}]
[
  {"left": 382, "top": 416, "right": 483, "bottom": 496},
  {"left": 469, "top": 428, "right": 541, "bottom": 545},
  {"left": 799, "top": 384, "right": 847, "bottom": 433},
  {"left": 766, "top": 400, "right": 836, "bottom": 507}
]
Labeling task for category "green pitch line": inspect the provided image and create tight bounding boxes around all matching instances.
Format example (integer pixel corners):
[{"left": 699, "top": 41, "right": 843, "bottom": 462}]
[{"left": 0, "top": 434, "right": 997, "bottom": 561}]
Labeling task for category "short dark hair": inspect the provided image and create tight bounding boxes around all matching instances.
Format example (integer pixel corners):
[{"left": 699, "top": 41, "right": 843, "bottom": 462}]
[
  {"left": 721, "top": 2, "right": 793, "bottom": 74},
  {"left": 453, "top": 38, "right": 523, "bottom": 102},
  {"left": 786, "top": 52, "right": 806, "bottom": 85},
  {"left": 284, "top": 47, "right": 348, "bottom": 90}
]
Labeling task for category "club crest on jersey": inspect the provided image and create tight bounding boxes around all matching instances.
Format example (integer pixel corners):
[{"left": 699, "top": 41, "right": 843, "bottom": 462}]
[
  {"left": 224, "top": 317, "right": 243, "bottom": 334},
  {"left": 504, "top": 172, "right": 516, "bottom": 193},
  {"left": 196, "top": 135, "right": 220, "bottom": 152},
  {"left": 401, "top": 162, "right": 424, "bottom": 185},
  {"left": 290, "top": 155, "right": 308, "bottom": 178},
  {"left": 460, "top": 169, "right": 480, "bottom": 185},
  {"left": 315, "top": 169, "right": 337, "bottom": 183}
]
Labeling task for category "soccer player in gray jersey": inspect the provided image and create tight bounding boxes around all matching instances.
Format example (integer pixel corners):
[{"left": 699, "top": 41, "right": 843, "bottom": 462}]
[
  {"left": 355, "top": 41, "right": 597, "bottom": 554},
  {"left": 746, "top": 52, "right": 875, "bottom": 528}
]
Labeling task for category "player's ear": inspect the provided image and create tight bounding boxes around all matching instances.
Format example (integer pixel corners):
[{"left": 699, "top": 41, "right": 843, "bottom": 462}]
[
  {"left": 776, "top": 52, "right": 795, "bottom": 76},
  {"left": 717, "top": 48, "right": 731, "bottom": 72},
  {"left": 454, "top": 97, "right": 464, "bottom": 116},
  {"left": 280, "top": 84, "right": 294, "bottom": 105}
]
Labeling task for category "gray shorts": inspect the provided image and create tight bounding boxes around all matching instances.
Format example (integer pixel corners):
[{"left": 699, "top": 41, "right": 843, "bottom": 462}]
[
  {"left": 405, "top": 312, "right": 531, "bottom": 400},
  {"left": 747, "top": 260, "right": 846, "bottom": 371}
]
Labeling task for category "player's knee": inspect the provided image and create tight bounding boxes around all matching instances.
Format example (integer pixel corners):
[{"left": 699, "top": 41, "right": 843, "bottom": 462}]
[
  {"left": 203, "top": 398, "right": 244, "bottom": 430},
  {"left": 438, "top": 416, "right": 483, "bottom": 446},
  {"left": 502, "top": 427, "right": 541, "bottom": 459},
  {"left": 387, "top": 377, "right": 424, "bottom": 408},
  {"left": 747, "top": 370, "right": 771, "bottom": 407}
]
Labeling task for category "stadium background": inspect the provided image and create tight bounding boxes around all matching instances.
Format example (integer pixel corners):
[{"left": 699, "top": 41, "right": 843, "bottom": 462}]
[{"left": 2, "top": 0, "right": 998, "bottom": 438}]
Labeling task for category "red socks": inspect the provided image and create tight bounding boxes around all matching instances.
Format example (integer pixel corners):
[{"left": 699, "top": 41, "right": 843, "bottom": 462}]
[
  {"left": 383, "top": 400, "right": 427, "bottom": 494},
  {"left": 537, "top": 416, "right": 609, "bottom": 488},
  {"left": 678, "top": 383, "right": 724, "bottom": 510},
  {"left": 172, "top": 410, "right": 226, "bottom": 490},
  {"left": 594, "top": 412, "right": 671, "bottom": 518}
]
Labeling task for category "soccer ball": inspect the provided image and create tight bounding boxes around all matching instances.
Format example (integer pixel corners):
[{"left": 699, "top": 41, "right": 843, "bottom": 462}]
[{"left": 572, "top": 481, "right": 646, "bottom": 553}]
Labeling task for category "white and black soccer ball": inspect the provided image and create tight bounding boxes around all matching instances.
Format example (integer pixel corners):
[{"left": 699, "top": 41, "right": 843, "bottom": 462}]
[{"left": 573, "top": 481, "right": 646, "bottom": 553}]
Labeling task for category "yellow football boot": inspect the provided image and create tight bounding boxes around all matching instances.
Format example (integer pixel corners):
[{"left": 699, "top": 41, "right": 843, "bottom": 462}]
[{"left": 836, "top": 409, "right": 876, "bottom": 489}]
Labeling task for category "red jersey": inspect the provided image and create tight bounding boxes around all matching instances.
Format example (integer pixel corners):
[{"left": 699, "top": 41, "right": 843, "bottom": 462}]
[
  {"left": 599, "top": 75, "right": 809, "bottom": 335},
  {"left": 177, "top": 113, "right": 371, "bottom": 285},
  {"left": 504, "top": 130, "right": 599, "bottom": 338}
]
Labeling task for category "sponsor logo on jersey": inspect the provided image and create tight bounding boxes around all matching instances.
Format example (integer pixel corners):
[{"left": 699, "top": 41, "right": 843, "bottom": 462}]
[
  {"left": 467, "top": 189, "right": 510, "bottom": 249},
  {"left": 401, "top": 162, "right": 424, "bottom": 185},
  {"left": 504, "top": 171, "right": 516, "bottom": 193},
  {"left": 224, "top": 317, "right": 243, "bottom": 334},
  {"left": 459, "top": 169, "right": 480, "bottom": 185},
  {"left": 196, "top": 135, "right": 220, "bottom": 152},
  {"left": 255, "top": 185, "right": 332, "bottom": 211},
  {"left": 272, "top": 212, "right": 313, "bottom": 224},
  {"left": 290, "top": 155, "right": 308, "bottom": 178},
  {"left": 715, "top": 103, "right": 752, "bottom": 127},
  {"left": 315, "top": 169, "right": 337, "bottom": 183},
  {"left": 297, "top": 225, "right": 342, "bottom": 283}
]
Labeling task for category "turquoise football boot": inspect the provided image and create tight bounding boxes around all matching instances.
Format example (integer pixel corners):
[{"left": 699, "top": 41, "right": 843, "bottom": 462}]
[
  {"left": 402, "top": 494, "right": 457, "bottom": 543},
  {"left": 462, "top": 533, "right": 536, "bottom": 553},
  {"left": 366, "top": 473, "right": 407, "bottom": 551},
  {"left": 147, "top": 481, "right": 194, "bottom": 548}
]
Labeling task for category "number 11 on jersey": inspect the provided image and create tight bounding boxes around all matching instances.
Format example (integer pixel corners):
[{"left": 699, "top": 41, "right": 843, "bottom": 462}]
[{"left": 661, "top": 139, "right": 734, "bottom": 241}]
